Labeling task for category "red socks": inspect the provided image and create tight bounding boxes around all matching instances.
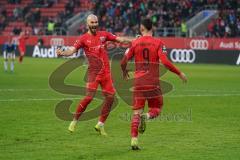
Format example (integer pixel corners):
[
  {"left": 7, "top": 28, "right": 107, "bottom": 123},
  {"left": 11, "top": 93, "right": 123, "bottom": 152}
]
[
  {"left": 131, "top": 114, "right": 140, "bottom": 138},
  {"left": 99, "top": 96, "right": 114, "bottom": 123},
  {"left": 74, "top": 96, "right": 93, "bottom": 120},
  {"left": 74, "top": 95, "right": 114, "bottom": 123}
]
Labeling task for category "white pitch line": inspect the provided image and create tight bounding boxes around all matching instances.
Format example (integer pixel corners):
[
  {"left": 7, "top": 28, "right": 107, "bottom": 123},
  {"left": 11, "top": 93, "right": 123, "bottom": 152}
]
[
  {"left": 0, "top": 89, "right": 50, "bottom": 91},
  {"left": 0, "top": 97, "right": 80, "bottom": 102},
  {"left": 0, "top": 88, "right": 240, "bottom": 93},
  {"left": 166, "top": 93, "right": 240, "bottom": 97},
  {"left": 180, "top": 89, "right": 240, "bottom": 93},
  {"left": 0, "top": 94, "right": 240, "bottom": 102}
]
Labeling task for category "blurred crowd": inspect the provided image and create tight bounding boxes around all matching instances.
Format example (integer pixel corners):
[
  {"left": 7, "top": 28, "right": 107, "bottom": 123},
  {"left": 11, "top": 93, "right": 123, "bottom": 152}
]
[
  {"left": 93, "top": 0, "right": 198, "bottom": 36},
  {"left": 0, "top": 0, "right": 80, "bottom": 35},
  {"left": 0, "top": 0, "right": 239, "bottom": 37},
  {"left": 206, "top": 9, "right": 240, "bottom": 37},
  {"left": 93, "top": 0, "right": 239, "bottom": 37}
]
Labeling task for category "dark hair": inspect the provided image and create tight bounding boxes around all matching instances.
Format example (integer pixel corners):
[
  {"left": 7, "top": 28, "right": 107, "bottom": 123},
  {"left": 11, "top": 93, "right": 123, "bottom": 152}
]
[{"left": 141, "top": 18, "right": 152, "bottom": 31}]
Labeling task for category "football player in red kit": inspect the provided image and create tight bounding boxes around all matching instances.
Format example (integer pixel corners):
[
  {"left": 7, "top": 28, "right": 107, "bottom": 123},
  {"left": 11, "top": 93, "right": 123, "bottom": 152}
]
[
  {"left": 18, "top": 31, "right": 29, "bottom": 63},
  {"left": 57, "top": 14, "right": 131, "bottom": 136},
  {"left": 121, "top": 18, "right": 187, "bottom": 150}
]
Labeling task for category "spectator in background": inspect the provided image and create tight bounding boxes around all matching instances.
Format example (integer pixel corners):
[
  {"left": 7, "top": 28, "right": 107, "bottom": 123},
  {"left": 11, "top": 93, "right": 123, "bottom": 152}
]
[
  {"left": 54, "top": 17, "right": 62, "bottom": 35},
  {"left": 0, "top": 15, "right": 7, "bottom": 32},
  {"left": 225, "top": 25, "right": 231, "bottom": 37},
  {"left": 181, "top": 19, "right": 187, "bottom": 37},
  {"left": 47, "top": 19, "right": 55, "bottom": 35},
  {"left": 13, "top": 7, "right": 22, "bottom": 20},
  {"left": 207, "top": 19, "right": 215, "bottom": 37},
  {"left": 77, "top": 23, "right": 88, "bottom": 35},
  {"left": 25, "top": 12, "right": 34, "bottom": 27},
  {"left": 237, "top": 17, "right": 240, "bottom": 36},
  {"left": 33, "top": 25, "right": 43, "bottom": 35},
  {"left": 37, "top": 36, "right": 44, "bottom": 46},
  {"left": 65, "top": 0, "right": 74, "bottom": 15},
  {"left": 1, "top": 6, "right": 7, "bottom": 18},
  {"left": 46, "top": 0, "right": 55, "bottom": 8},
  {"left": 22, "top": 4, "right": 31, "bottom": 19},
  {"left": 33, "top": 8, "right": 41, "bottom": 22},
  {"left": 33, "top": 0, "right": 44, "bottom": 7},
  {"left": 8, "top": 0, "right": 21, "bottom": 4},
  {"left": 213, "top": 21, "right": 220, "bottom": 37},
  {"left": 13, "top": 26, "right": 22, "bottom": 35},
  {"left": 0, "top": 6, "right": 7, "bottom": 32}
]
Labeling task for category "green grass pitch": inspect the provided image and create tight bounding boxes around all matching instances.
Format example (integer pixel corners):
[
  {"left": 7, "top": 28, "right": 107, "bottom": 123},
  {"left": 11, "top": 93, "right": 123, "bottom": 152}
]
[{"left": 0, "top": 57, "right": 240, "bottom": 160}]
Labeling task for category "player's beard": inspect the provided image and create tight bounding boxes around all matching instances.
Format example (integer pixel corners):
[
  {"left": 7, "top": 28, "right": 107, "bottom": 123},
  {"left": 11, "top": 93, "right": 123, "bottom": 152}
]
[{"left": 88, "top": 25, "right": 98, "bottom": 35}]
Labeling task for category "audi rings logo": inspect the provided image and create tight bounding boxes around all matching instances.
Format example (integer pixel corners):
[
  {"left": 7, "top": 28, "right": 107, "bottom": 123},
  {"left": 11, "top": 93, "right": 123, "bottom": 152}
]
[
  {"left": 170, "top": 49, "right": 196, "bottom": 63},
  {"left": 50, "top": 38, "right": 65, "bottom": 46},
  {"left": 190, "top": 39, "right": 209, "bottom": 50}
]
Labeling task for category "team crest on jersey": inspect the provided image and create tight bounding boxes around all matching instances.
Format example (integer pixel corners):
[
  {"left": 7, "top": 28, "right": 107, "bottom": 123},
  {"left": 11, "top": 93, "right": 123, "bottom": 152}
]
[
  {"left": 100, "top": 36, "right": 106, "bottom": 42},
  {"left": 162, "top": 45, "right": 167, "bottom": 54}
]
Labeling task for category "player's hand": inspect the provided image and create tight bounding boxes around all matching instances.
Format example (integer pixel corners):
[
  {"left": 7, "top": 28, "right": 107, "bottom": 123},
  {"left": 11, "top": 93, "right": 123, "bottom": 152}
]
[
  {"left": 56, "top": 48, "right": 64, "bottom": 56},
  {"left": 123, "top": 70, "right": 130, "bottom": 80},
  {"left": 179, "top": 72, "right": 187, "bottom": 83}
]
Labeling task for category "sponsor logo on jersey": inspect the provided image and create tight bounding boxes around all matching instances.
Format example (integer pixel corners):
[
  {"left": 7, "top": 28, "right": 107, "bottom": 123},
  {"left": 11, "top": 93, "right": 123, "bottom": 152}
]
[
  {"left": 100, "top": 36, "right": 106, "bottom": 43},
  {"left": 162, "top": 45, "right": 167, "bottom": 53}
]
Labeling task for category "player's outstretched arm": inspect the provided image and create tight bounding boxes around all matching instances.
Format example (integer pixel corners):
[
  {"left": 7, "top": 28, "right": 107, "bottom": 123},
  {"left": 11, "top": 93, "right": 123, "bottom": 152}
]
[
  {"left": 159, "top": 51, "right": 187, "bottom": 83},
  {"left": 56, "top": 47, "right": 77, "bottom": 57},
  {"left": 116, "top": 37, "right": 135, "bottom": 43}
]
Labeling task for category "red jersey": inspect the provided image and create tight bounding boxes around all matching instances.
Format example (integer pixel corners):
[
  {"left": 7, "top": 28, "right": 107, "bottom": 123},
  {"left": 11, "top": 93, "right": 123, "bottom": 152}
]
[
  {"left": 124, "top": 36, "right": 180, "bottom": 89},
  {"left": 18, "top": 35, "right": 28, "bottom": 52},
  {"left": 18, "top": 35, "right": 28, "bottom": 47},
  {"left": 73, "top": 31, "right": 117, "bottom": 76}
]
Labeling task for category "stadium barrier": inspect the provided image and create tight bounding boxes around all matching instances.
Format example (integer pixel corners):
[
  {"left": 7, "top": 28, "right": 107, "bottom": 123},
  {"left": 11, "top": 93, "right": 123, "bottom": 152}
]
[{"left": 0, "top": 36, "right": 239, "bottom": 65}]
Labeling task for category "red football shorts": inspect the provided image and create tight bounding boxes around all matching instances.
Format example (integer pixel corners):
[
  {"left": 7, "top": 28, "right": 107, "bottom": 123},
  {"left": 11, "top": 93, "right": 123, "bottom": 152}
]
[
  {"left": 132, "top": 86, "right": 163, "bottom": 110},
  {"left": 86, "top": 73, "right": 115, "bottom": 95}
]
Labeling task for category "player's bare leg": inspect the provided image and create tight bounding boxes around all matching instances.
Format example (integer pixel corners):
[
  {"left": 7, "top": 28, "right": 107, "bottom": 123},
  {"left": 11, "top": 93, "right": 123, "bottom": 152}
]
[
  {"left": 3, "top": 51, "right": 8, "bottom": 72},
  {"left": 68, "top": 90, "right": 95, "bottom": 133},
  {"left": 10, "top": 54, "right": 15, "bottom": 72},
  {"left": 4, "top": 58, "right": 8, "bottom": 72},
  {"left": 131, "top": 109, "right": 143, "bottom": 150},
  {"left": 95, "top": 93, "right": 115, "bottom": 136},
  {"left": 19, "top": 52, "right": 24, "bottom": 63}
]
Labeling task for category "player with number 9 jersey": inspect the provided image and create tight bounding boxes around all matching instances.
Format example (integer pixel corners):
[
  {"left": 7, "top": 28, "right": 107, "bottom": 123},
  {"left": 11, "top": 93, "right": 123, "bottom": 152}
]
[{"left": 121, "top": 18, "right": 187, "bottom": 150}]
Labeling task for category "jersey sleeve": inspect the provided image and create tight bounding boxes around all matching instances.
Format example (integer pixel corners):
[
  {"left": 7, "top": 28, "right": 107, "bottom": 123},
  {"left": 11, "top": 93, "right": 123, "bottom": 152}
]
[
  {"left": 124, "top": 45, "right": 135, "bottom": 60},
  {"left": 158, "top": 43, "right": 181, "bottom": 75},
  {"left": 73, "top": 37, "right": 83, "bottom": 50},
  {"left": 105, "top": 31, "right": 117, "bottom": 41}
]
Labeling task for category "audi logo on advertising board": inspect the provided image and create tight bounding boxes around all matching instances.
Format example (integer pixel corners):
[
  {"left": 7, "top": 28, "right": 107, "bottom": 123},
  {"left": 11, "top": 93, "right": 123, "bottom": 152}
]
[
  {"left": 170, "top": 49, "right": 196, "bottom": 63},
  {"left": 50, "top": 38, "right": 65, "bottom": 46},
  {"left": 190, "top": 39, "right": 209, "bottom": 50}
]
